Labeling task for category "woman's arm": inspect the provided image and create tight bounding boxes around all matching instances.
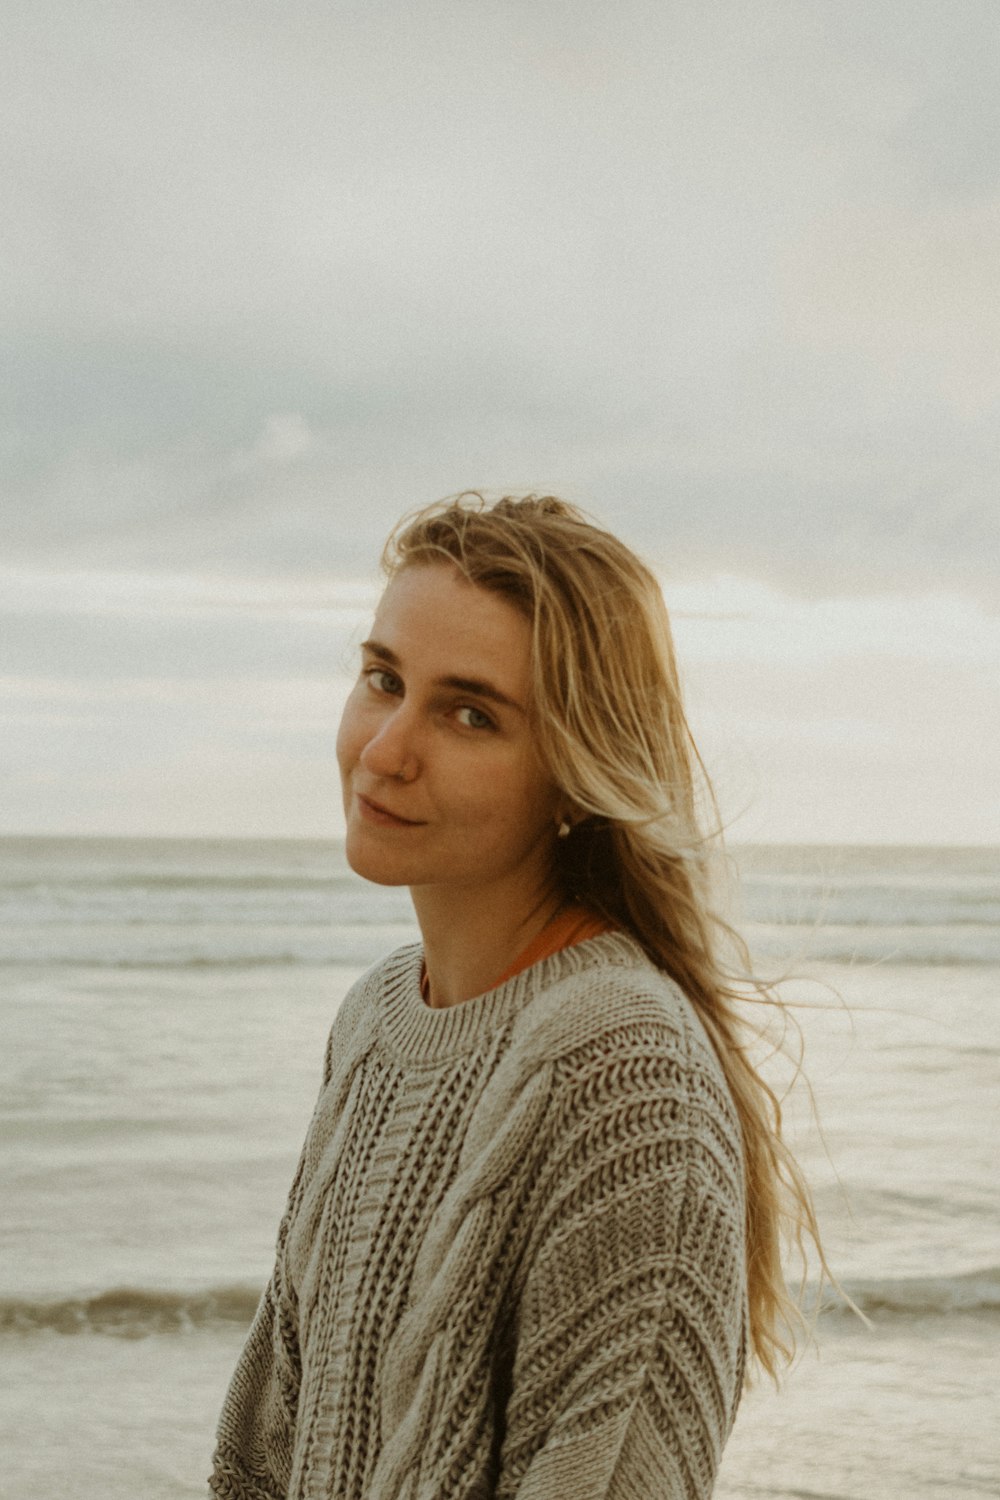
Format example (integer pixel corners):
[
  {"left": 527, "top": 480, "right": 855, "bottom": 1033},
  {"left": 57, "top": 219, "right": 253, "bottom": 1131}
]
[
  {"left": 496, "top": 1021, "right": 747, "bottom": 1500},
  {"left": 209, "top": 1003, "right": 356, "bottom": 1499}
]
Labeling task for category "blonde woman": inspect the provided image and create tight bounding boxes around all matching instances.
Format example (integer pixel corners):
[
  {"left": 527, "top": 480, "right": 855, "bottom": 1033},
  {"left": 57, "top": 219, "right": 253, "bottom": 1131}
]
[{"left": 210, "top": 494, "right": 819, "bottom": 1499}]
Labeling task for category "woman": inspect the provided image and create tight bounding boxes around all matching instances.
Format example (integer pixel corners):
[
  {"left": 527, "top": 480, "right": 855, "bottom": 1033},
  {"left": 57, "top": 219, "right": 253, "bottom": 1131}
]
[{"left": 210, "top": 494, "right": 820, "bottom": 1500}]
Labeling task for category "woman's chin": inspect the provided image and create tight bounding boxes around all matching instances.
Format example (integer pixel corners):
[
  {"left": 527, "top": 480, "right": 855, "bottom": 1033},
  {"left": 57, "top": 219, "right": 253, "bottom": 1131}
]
[{"left": 344, "top": 838, "right": 414, "bottom": 888}]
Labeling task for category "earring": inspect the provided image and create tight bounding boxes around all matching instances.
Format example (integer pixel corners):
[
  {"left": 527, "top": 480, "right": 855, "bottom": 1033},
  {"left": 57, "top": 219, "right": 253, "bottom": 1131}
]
[{"left": 557, "top": 819, "right": 572, "bottom": 839}]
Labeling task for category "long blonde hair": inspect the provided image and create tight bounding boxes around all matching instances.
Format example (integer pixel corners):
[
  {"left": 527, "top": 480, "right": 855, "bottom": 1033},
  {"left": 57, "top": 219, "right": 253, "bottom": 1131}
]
[{"left": 383, "top": 490, "right": 827, "bottom": 1379}]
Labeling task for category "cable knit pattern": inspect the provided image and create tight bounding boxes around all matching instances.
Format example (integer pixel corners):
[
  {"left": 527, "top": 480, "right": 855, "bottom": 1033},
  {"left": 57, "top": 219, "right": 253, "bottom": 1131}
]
[{"left": 209, "top": 931, "right": 747, "bottom": 1500}]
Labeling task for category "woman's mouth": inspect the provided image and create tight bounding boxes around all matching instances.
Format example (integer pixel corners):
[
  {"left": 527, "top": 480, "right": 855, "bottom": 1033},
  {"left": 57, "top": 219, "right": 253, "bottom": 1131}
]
[{"left": 356, "top": 794, "right": 424, "bottom": 828}]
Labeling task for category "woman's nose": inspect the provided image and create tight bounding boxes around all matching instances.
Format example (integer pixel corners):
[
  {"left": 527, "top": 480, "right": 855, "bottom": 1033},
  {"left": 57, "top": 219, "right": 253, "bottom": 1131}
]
[{"left": 359, "top": 707, "right": 420, "bottom": 783}]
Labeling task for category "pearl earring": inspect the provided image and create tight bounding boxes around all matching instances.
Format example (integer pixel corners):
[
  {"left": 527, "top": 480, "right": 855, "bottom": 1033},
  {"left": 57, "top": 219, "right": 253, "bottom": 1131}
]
[{"left": 557, "top": 819, "right": 572, "bottom": 839}]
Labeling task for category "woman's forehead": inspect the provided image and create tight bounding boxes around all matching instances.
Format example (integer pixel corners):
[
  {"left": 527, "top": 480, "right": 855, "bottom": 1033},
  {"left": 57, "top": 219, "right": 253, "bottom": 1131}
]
[{"left": 371, "top": 564, "right": 533, "bottom": 692}]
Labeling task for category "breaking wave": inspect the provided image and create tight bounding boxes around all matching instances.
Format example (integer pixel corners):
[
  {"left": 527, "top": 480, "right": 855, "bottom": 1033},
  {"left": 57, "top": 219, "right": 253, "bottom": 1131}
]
[{"left": 5, "top": 1266, "right": 1000, "bottom": 1338}]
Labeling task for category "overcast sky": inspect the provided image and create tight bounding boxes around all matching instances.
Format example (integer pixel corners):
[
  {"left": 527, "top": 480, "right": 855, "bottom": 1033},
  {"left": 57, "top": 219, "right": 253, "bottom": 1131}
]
[{"left": 3, "top": 0, "right": 998, "bottom": 842}]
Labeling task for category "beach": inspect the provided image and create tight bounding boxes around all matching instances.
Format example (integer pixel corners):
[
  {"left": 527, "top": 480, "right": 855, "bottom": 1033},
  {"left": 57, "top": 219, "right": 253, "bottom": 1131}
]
[{"left": 2, "top": 836, "right": 997, "bottom": 1499}]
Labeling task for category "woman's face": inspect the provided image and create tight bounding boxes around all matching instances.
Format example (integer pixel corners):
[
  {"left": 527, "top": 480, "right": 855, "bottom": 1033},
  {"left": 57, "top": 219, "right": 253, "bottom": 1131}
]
[{"left": 336, "top": 563, "right": 563, "bottom": 900}]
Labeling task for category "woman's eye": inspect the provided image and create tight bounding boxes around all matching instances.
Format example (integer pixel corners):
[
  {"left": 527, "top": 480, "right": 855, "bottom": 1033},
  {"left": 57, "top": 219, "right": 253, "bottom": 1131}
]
[
  {"left": 456, "top": 705, "right": 494, "bottom": 731},
  {"left": 365, "top": 667, "right": 402, "bottom": 696}
]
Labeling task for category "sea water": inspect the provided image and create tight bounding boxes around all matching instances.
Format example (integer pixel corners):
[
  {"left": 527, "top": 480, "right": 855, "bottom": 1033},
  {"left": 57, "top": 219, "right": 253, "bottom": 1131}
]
[{"left": 1, "top": 838, "right": 997, "bottom": 1499}]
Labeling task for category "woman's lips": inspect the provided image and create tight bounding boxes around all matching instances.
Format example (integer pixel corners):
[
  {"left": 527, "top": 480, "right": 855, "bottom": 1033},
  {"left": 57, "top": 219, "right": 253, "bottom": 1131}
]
[{"left": 356, "top": 793, "right": 424, "bottom": 828}]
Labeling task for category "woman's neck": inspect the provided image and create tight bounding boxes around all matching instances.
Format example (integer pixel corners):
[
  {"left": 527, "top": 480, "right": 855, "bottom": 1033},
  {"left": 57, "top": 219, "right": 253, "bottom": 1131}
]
[{"left": 411, "top": 875, "right": 566, "bottom": 1008}]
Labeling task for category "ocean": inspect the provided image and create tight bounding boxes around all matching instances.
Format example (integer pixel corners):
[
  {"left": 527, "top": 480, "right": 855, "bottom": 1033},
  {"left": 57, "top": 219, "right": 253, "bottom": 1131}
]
[{"left": 2, "top": 837, "right": 997, "bottom": 1499}]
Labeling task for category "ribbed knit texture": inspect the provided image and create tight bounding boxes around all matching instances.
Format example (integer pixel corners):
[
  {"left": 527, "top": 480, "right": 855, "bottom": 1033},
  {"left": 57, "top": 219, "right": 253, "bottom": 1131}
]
[{"left": 209, "top": 931, "right": 747, "bottom": 1500}]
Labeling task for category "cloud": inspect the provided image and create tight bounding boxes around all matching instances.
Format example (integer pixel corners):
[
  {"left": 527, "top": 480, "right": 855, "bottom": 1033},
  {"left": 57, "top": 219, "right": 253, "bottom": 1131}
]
[
  {"left": 784, "top": 197, "right": 1000, "bottom": 419},
  {"left": 231, "top": 414, "right": 320, "bottom": 470},
  {"left": 2, "top": 1, "right": 998, "bottom": 601}
]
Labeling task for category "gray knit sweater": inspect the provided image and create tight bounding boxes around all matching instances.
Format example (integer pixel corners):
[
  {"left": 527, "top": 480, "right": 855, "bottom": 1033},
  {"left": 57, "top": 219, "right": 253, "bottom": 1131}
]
[{"left": 209, "top": 931, "right": 747, "bottom": 1500}]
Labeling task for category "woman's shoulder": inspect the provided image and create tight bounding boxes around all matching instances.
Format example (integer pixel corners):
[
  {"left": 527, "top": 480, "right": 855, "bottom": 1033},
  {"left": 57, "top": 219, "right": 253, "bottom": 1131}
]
[
  {"left": 511, "top": 929, "right": 721, "bottom": 1079},
  {"left": 457, "top": 933, "right": 744, "bottom": 1214},
  {"left": 500, "top": 936, "right": 734, "bottom": 1116},
  {"left": 492, "top": 932, "right": 744, "bottom": 1200}
]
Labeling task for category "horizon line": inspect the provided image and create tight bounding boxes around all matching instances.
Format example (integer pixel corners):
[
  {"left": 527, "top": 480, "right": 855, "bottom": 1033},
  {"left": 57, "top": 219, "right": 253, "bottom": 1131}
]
[{"left": 1, "top": 831, "right": 997, "bottom": 853}]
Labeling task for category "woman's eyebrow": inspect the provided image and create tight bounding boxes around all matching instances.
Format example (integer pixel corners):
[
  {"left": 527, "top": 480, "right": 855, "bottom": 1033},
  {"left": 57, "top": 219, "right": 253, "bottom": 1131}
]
[{"left": 360, "top": 639, "right": 525, "bottom": 714}]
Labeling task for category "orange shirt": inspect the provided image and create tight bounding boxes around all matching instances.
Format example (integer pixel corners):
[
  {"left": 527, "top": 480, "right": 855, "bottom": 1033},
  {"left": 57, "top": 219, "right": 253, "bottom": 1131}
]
[{"left": 420, "top": 906, "right": 617, "bottom": 1005}]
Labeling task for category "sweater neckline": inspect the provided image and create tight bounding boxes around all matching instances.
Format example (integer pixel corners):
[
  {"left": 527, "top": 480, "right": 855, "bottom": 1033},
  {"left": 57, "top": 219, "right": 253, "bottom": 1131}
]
[{"left": 377, "top": 930, "right": 644, "bottom": 1065}]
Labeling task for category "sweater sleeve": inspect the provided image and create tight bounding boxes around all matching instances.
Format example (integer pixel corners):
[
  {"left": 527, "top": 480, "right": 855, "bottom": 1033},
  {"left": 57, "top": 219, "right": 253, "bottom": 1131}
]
[
  {"left": 209, "top": 1010, "right": 351, "bottom": 1499},
  {"left": 495, "top": 1018, "right": 747, "bottom": 1500},
  {"left": 209, "top": 1153, "right": 307, "bottom": 1498}
]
